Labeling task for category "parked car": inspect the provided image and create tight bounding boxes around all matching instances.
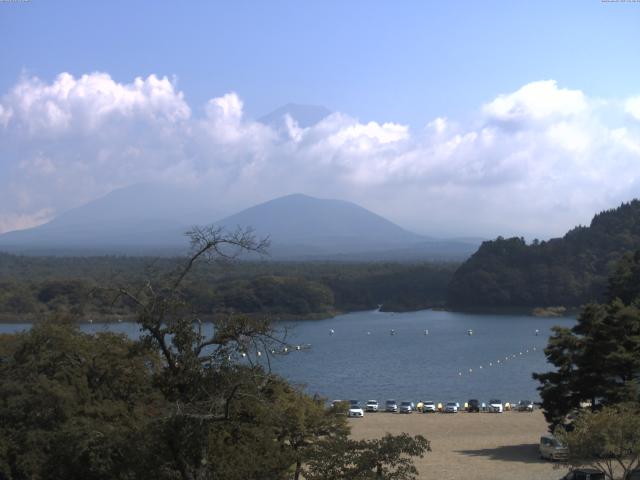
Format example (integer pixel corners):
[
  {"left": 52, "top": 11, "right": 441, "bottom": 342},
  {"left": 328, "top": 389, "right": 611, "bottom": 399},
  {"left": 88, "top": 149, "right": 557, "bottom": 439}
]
[
  {"left": 539, "top": 435, "right": 568, "bottom": 461},
  {"left": 488, "top": 399, "right": 504, "bottom": 413},
  {"left": 444, "top": 402, "right": 459, "bottom": 413},
  {"left": 560, "top": 469, "right": 605, "bottom": 480},
  {"left": 467, "top": 399, "right": 480, "bottom": 412},
  {"left": 422, "top": 401, "right": 437, "bottom": 413},
  {"left": 365, "top": 400, "right": 379, "bottom": 412},
  {"left": 399, "top": 401, "right": 415, "bottom": 413},
  {"left": 385, "top": 399, "right": 398, "bottom": 413},
  {"left": 517, "top": 400, "right": 534, "bottom": 412},
  {"left": 348, "top": 401, "right": 364, "bottom": 418}
]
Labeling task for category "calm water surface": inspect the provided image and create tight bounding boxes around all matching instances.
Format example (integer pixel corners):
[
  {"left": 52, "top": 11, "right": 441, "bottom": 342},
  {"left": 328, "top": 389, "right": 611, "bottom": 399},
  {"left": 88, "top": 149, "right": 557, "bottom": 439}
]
[{"left": 1, "top": 309, "right": 575, "bottom": 404}]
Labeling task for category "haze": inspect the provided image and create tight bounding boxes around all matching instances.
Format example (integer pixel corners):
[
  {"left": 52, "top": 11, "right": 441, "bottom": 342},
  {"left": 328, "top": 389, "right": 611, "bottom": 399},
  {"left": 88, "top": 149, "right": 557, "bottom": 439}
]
[{"left": 2, "top": 1, "right": 640, "bottom": 240}]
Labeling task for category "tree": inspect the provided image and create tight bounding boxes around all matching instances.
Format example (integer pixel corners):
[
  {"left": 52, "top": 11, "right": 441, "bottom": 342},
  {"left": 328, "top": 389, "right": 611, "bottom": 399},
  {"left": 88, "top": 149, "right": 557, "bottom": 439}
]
[
  {"left": 533, "top": 252, "right": 640, "bottom": 429},
  {"left": 305, "top": 433, "right": 430, "bottom": 480},
  {"left": 554, "top": 404, "right": 640, "bottom": 480},
  {"left": 0, "top": 320, "right": 163, "bottom": 480}
]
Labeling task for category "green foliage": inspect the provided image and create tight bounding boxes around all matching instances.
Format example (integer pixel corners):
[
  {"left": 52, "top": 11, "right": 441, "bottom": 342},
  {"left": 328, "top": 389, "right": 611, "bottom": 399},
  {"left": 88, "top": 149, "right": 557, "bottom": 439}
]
[
  {"left": 0, "top": 321, "right": 163, "bottom": 479},
  {"left": 554, "top": 404, "right": 640, "bottom": 480},
  {"left": 534, "top": 252, "right": 640, "bottom": 429},
  {"left": 0, "top": 253, "right": 457, "bottom": 321},
  {"left": 449, "top": 200, "right": 640, "bottom": 308},
  {"left": 305, "top": 433, "right": 430, "bottom": 480},
  {"left": 0, "top": 227, "right": 432, "bottom": 480}
]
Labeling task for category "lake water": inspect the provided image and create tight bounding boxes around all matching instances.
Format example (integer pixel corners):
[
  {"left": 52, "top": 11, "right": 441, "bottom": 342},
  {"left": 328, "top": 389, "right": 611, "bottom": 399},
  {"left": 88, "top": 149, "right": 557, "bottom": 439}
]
[{"left": 0, "top": 309, "right": 575, "bottom": 404}]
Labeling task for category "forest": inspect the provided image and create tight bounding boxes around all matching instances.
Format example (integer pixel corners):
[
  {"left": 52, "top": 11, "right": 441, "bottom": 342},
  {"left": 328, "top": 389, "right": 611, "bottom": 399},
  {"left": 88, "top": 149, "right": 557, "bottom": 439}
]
[
  {"left": 447, "top": 200, "right": 640, "bottom": 309},
  {"left": 0, "top": 252, "right": 456, "bottom": 322}
]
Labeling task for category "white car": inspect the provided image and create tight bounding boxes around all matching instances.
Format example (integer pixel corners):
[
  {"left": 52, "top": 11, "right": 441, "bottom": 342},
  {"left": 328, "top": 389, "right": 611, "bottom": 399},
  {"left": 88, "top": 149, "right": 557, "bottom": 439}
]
[
  {"left": 348, "top": 401, "right": 364, "bottom": 418},
  {"left": 489, "top": 399, "right": 503, "bottom": 413},
  {"left": 399, "top": 401, "right": 415, "bottom": 414},
  {"left": 365, "top": 400, "right": 379, "bottom": 412},
  {"left": 444, "top": 402, "right": 459, "bottom": 413},
  {"left": 422, "top": 401, "right": 437, "bottom": 413}
]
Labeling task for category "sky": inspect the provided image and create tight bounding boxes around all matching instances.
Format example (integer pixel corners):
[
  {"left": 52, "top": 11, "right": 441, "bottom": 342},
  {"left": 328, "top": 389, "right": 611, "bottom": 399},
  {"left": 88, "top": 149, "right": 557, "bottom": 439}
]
[{"left": 2, "top": 0, "right": 640, "bottom": 239}]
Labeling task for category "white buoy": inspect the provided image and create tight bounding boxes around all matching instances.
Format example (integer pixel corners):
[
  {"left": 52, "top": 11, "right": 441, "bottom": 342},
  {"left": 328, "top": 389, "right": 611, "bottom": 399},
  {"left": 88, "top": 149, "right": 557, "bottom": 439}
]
[
  {"left": 390, "top": 329, "right": 396, "bottom": 335},
  {"left": 241, "top": 352, "right": 247, "bottom": 358},
  {"left": 458, "top": 372, "right": 462, "bottom": 376},
  {"left": 367, "top": 331, "right": 371, "bottom": 335},
  {"left": 535, "top": 329, "right": 540, "bottom": 336},
  {"left": 283, "top": 347, "right": 288, "bottom": 353},
  {"left": 468, "top": 368, "right": 473, "bottom": 373},
  {"left": 479, "top": 365, "right": 483, "bottom": 369},
  {"left": 489, "top": 362, "right": 493, "bottom": 366},
  {"left": 296, "top": 345, "right": 301, "bottom": 351},
  {"left": 257, "top": 351, "right": 262, "bottom": 357},
  {"left": 330, "top": 329, "right": 335, "bottom": 335},
  {"left": 467, "top": 329, "right": 473, "bottom": 336},
  {"left": 424, "top": 329, "right": 429, "bottom": 335}
]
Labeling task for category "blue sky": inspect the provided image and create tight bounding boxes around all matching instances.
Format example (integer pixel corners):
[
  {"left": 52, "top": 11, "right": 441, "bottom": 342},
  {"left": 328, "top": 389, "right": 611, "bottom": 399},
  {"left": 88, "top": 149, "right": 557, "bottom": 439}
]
[
  {"left": 3, "top": 0, "right": 639, "bottom": 127},
  {"left": 2, "top": 0, "right": 640, "bottom": 238}
]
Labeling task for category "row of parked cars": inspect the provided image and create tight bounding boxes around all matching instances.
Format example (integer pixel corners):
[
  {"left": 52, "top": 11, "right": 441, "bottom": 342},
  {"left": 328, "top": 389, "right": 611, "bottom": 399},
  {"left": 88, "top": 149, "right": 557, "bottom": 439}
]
[{"left": 341, "top": 399, "right": 535, "bottom": 417}]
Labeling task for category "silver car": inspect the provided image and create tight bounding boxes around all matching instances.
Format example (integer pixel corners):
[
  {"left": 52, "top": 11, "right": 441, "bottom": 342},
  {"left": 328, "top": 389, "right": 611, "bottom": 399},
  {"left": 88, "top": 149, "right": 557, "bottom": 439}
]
[
  {"left": 399, "top": 401, "right": 415, "bottom": 413},
  {"left": 539, "top": 435, "right": 568, "bottom": 461}
]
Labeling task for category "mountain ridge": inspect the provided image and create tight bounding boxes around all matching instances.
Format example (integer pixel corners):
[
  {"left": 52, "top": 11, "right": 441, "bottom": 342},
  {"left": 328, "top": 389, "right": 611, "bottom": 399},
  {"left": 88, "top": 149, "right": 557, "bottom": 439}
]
[{"left": 447, "top": 199, "right": 640, "bottom": 308}]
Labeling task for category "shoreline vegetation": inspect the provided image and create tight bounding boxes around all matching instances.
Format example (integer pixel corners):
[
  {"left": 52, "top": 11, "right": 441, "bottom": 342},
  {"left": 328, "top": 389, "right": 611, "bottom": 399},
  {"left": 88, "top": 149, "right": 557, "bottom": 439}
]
[{"left": 0, "top": 253, "right": 455, "bottom": 323}]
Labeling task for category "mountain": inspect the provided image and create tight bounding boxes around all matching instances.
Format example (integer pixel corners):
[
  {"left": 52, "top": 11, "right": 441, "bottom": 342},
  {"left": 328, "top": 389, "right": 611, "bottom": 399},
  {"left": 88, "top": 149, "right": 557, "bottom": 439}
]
[
  {"left": 215, "top": 194, "right": 479, "bottom": 260},
  {"left": 447, "top": 200, "right": 640, "bottom": 308},
  {"left": 258, "top": 103, "right": 332, "bottom": 129},
  {"left": 0, "top": 189, "right": 479, "bottom": 260},
  {"left": 0, "top": 183, "right": 221, "bottom": 255},
  {"left": 217, "top": 193, "right": 422, "bottom": 250}
]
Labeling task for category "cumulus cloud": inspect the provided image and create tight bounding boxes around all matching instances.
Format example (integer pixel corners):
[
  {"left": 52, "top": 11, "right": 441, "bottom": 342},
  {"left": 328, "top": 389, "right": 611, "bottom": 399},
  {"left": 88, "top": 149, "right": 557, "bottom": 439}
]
[
  {"left": 1, "top": 73, "right": 640, "bottom": 238},
  {"left": 483, "top": 80, "right": 587, "bottom": 122}
]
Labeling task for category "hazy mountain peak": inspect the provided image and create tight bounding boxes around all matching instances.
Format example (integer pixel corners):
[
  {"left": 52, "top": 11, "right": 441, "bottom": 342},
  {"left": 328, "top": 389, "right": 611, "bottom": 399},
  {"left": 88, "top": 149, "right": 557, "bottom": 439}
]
[{"left": 258, "top": 103, "right": 332, "bottom": 129}]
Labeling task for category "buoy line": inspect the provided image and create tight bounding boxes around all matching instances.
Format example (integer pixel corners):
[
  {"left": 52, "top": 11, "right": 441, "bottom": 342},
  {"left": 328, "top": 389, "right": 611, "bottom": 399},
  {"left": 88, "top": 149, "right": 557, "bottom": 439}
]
[{"left": 455, "top": 345, "right": 541, "bottom": 377}]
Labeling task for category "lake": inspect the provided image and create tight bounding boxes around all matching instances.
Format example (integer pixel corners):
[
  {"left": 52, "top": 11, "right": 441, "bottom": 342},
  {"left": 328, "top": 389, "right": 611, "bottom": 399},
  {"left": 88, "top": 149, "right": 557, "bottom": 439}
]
[{"left": 0, "top": 309, "right": 575, "bottom": 404}]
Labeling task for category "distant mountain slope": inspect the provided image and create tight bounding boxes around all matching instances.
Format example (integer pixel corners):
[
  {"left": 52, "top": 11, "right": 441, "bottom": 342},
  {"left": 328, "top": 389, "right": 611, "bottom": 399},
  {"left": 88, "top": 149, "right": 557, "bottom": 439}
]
[
  {"left": 0, "top": 189, "right": 479, "bottom": 260},
  {"left": 216, "top": 193, "right": 426, "bottom": 253},
  {"left": 0, "top": 183, "right": 220, "bottom": 254},
  {"left": 447, "top": 200, "right": 640, "bottom": 308}
]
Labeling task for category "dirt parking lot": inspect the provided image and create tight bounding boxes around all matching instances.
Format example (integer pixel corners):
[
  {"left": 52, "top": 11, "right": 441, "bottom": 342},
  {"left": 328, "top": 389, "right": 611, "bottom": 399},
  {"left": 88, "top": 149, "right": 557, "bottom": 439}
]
[{"left": 348, "top": 410, "right": 568, "bottom": 480}]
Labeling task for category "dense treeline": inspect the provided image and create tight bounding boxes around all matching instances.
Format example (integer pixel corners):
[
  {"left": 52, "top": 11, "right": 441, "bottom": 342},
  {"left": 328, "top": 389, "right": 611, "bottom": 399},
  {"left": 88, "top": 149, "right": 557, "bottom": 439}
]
[
  {"left": 0, "top": 253, "right": 456, "bottom": 321},
  {"left": 448, "top": 200, "right": 640, "bottom": 308}
]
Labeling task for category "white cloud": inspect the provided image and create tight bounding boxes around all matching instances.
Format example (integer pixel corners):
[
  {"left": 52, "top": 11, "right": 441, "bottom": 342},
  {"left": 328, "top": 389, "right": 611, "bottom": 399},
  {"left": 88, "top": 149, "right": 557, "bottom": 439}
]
[
  {"left": 4, "top": 72, "right": 190, "bottom": 135},
  {"left": 483, "top": 80, "right": 587, "bottom": 122},
  {"left": 1, "top": 74, "right": 640, "bottom": 238},
  {"left": 625, "top": 96, "right": 640, "bottom": 121}
]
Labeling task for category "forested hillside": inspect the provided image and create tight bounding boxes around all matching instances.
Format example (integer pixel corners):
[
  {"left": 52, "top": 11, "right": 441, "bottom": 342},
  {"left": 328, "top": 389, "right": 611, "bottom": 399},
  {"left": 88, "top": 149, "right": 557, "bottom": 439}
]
[
  {"left": 447, "top": 200, "right": 640, "bottom": 308},
  {"left": 0, "top": 254, "right": 455, "bottom": 321}
]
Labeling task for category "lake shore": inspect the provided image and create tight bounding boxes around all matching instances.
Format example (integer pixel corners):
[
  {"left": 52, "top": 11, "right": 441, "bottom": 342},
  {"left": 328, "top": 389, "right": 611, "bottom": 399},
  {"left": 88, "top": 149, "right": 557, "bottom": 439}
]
[{"left": 349, "top": 410, "right": 567, "bottom": 480}]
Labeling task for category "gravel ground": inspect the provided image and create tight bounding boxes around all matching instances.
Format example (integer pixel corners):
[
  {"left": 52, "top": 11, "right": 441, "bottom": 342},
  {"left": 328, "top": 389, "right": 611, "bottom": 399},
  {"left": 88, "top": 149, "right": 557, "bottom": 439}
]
[{"left": 348, "top": 410, "right": 569, "bottom": 480}]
